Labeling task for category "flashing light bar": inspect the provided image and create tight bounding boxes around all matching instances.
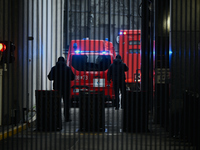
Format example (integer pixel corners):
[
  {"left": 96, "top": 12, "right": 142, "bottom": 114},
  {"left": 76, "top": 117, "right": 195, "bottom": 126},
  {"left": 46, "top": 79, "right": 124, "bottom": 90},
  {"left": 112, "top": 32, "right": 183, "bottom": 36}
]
[
  {"left": 75, "top": 50, "right": 81, "bottom": 53},
  {"left": 101, "top": 51, "right": 107, "bottom": 54},
  {"left": 75, "top": 50, "right": 110, "bottom": 54}
]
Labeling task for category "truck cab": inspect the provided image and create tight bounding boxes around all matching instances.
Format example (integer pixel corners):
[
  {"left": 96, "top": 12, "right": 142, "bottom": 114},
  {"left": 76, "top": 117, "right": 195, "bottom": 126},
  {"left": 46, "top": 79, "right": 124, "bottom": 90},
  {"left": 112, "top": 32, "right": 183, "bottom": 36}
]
[{"left": 67, "top": 39, "right": 116, "bottom": 106}]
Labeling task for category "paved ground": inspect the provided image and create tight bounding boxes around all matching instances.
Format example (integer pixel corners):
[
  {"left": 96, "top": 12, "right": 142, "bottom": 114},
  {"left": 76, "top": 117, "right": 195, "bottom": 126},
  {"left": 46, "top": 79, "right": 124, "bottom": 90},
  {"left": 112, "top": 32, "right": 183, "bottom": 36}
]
[{"left": 0, "top": 107, "right": 196, "bottom": 150}]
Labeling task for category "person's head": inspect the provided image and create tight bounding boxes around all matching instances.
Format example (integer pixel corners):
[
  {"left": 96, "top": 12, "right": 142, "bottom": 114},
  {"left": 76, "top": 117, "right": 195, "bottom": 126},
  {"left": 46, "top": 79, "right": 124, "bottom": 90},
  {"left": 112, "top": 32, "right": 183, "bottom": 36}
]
[
  {"left": 116, "top": 54, "right": 121, "bottom": 59},
  {"left": 58, "top": 56, "right": 65, "bottom": 62}
]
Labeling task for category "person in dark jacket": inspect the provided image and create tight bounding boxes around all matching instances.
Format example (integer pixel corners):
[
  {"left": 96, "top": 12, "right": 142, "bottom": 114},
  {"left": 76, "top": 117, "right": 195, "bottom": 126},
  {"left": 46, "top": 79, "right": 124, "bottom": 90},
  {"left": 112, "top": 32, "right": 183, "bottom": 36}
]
[
  {"left": 48, "top": 56, "right": 75, "bottom": 121},
  {"left": 107, "top": 54, "right": 129, "bottom": 109}
]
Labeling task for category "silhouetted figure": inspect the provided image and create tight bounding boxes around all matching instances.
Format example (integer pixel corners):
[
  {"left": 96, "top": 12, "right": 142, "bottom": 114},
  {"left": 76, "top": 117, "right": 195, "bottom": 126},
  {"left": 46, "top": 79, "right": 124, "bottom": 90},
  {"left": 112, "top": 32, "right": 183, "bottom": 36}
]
[
  {"left": 107, "top": 55, "right": 129, "bottom": 109},
  {"left": 48, "top": 56, "right": 75, "bottom": 121}
]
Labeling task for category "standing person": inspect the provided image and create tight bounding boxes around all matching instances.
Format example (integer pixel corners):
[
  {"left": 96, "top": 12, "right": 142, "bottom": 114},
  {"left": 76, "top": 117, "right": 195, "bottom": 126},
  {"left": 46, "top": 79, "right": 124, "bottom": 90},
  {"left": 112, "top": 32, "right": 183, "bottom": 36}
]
[
  {"left": 107, "top": 54, "right": 129, "bottom": 110},
  {"left": 48, "top": 56, "right": 75, "bottom": 121}
]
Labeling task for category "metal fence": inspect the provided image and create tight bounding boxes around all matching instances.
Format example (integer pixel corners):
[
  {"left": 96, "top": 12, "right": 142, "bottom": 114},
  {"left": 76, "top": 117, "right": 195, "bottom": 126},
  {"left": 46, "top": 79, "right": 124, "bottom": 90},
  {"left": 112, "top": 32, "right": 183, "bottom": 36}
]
[{"left": 0, "top": 0, "right": 199, "bottom": 149}]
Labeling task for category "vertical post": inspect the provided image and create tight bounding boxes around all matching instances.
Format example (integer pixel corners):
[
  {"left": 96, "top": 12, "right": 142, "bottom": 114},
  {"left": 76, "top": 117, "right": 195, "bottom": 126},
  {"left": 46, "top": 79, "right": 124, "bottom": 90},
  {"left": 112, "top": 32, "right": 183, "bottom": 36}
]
[
  {"left": 0, "top": 69, "right": 3, "bottom": 125},
  {"left": 128, "top": 0, "right": 131, "bottom": 29},
  {"left": 87, "top": 0, "right": 91, "bottom": 38},
  {"left": 141, "top": 0, "right": 149, "bottom": 92},
  {"left": 108, "top": 0, "right": 111, "bottom": 40},
  {"left": 141, "top": 1, "right": 150, "bottom": 132},
  {"left": 64, "top": 0, "right": 69, "bottom": 58},
  {"left": 198, "top": 43, "right": 200, "bottom": 150}
]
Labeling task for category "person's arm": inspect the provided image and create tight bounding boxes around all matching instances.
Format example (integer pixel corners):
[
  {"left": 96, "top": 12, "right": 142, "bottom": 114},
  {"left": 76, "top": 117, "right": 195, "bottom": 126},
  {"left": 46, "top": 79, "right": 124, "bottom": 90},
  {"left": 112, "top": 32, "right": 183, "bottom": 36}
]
[
  {"left": 70, "top": 68, "right": 75, "bottom": 80},
  {"left": 124, "top": 63, "right": 129, "bottom": 72},
  {"left": 47, "top": 67, "right": 55, "bottom": 81}
]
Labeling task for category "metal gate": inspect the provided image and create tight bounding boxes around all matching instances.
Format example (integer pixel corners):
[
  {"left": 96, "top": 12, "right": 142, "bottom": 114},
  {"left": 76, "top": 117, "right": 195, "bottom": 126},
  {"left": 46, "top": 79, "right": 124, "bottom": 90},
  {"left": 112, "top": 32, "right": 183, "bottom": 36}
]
[{"left": 0, "top": 0, "right": 199, "bottom": 149}]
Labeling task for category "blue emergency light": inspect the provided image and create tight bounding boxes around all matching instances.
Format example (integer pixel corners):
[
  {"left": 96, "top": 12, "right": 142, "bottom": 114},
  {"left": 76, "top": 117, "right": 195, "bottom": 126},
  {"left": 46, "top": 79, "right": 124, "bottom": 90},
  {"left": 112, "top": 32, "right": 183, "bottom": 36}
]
[
  {"left": 75, "top": 50, "right": 81, "bottom": 53},
  {"left": 73, "top": 43, "right": 78, "bottom": 49},
  {"left": 102, "top": 51, "right": 107, "bottom": 54},
  {"left": 74, "top": 50, "right": 109, "bottom": 54},
  {"left": 169, "top": 49, "right": 173, "bottom": 55}
]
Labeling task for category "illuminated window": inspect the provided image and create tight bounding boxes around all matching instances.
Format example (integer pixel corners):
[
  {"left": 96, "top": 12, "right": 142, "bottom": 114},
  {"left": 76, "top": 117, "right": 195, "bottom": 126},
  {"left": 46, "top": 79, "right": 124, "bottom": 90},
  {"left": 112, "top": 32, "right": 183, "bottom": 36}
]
[
  {"left": 129, "top": 41, "right": 140, "bottom": 45},
  {"left": 129, "top": 49, "right": 140, "bottom": 54}
]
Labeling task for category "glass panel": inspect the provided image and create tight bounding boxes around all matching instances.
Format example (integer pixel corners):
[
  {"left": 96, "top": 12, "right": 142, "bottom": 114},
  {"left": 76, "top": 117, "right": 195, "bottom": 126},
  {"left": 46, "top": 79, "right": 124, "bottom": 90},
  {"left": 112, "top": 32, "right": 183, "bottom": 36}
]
[
  {"left": 129, "top": 49, "right": 140, "bottom": 54},
  {"left": 72, "top": 54, "right": 111, "bottom": 71},
  {"left": 129, "top": 41, "right": 140, "bottom": 45}
]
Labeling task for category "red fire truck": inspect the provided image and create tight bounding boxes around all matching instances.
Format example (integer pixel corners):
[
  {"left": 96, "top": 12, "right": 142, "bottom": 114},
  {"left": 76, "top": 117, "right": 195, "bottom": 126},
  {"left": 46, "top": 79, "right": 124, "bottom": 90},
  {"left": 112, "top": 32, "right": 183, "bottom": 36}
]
[
  {"left": 118, "top": 30, "right": 141, "bottom": 90},
  {"left": 67, "top": 38, "right": 116, "bottom": 106}
]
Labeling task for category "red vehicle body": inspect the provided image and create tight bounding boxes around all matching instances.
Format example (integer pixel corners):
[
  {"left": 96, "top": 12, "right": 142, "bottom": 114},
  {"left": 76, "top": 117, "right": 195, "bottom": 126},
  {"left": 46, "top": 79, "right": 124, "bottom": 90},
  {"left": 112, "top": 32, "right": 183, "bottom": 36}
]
[
  {"left": 67, "top": 39, "right": 116, "bottom": 106},
  {"left": 119, "top": 30, "right": 141, "bottom": 90}
]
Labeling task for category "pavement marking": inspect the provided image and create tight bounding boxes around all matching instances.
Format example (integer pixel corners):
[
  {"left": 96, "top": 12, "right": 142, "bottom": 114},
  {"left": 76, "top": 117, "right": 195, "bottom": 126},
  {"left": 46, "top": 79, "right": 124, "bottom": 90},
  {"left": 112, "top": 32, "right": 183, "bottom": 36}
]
[
  {"left": 0, "top": 123, "right": 27, "bottom": 141},
  {"left": 0, "top": 115, "right": 36, "bottom": 141}
]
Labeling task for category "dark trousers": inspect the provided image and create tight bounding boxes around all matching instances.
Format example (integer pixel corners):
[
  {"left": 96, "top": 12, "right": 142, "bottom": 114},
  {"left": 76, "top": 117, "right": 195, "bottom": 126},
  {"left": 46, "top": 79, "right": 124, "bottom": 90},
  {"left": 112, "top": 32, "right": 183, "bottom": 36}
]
[
  {"left": 113, "top": 81, "right": 126, "bottom": 108},
  {"left": 61, "top": 91, "right": 70, "bottom": 121}
]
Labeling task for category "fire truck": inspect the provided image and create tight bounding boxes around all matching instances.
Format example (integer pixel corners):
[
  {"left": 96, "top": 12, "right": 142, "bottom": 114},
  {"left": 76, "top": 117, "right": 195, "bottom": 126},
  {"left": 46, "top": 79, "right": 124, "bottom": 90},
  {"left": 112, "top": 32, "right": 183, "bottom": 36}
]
[
  {"left": 118, "top": 30, "right": 141, "bottom": 90},
  {"left": 67, "top": 38, "right": 116, "bottom": 106}
]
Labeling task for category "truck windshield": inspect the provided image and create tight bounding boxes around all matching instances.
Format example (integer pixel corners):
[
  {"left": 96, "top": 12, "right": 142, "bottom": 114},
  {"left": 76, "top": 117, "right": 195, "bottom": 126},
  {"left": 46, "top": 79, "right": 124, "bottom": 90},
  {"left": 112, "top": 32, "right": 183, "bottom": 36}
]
[{"left": 72, "top": 54, "right": 111, "bottom": 71}]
